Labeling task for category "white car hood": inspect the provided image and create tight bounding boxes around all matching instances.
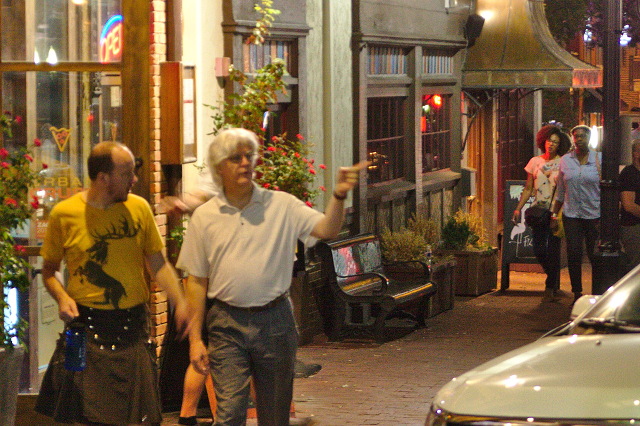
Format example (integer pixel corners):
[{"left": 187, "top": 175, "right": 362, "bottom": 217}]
[{"left": 435, "top": 334, "right": 640, "bottom": 419}]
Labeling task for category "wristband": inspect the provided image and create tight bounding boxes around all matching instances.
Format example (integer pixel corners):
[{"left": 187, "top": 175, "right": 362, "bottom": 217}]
[{"left": 333, "top": 191, "right": 347, "bottom": 201}]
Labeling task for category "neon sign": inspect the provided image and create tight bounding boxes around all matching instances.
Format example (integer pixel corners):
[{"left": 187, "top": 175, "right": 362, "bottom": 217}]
[{"left": 100, "top": 15, "right": 123, "bottom": 63}]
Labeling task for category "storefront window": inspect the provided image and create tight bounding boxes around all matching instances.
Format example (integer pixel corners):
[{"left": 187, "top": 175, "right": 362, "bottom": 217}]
[
  {"left": 367, "top": 96, "right": 405, "bottom": 184},
  {"left": 2, "top": 71, "right": 122, "bottom": 237},
  {"left": 421, "top": 93, "right": 451, "bottom": 172},
  {"left": 2, "top": 0, "right": 122, "bottom": 63}
]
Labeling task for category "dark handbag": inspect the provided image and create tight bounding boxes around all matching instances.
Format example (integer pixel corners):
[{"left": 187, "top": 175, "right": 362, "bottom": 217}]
[{"left": 524, "top": 204, "right": 551, "bottom": 228}]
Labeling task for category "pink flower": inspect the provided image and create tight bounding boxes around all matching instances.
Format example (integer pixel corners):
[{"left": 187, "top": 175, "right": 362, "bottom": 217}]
[
  {"left": 24, "top": 154, "right": 33, "bottom": 162},
  {"left": 4, "top": 198, "right": 18, "bottom": 207},
  {"left": 1, "top": 162, "right": 9, "bottom": 169},
  {"left": 267, "top": 146, "right": 276, "bottom": 152},
  {"left": 0, "top": 148, "right": 8, "bottom": 159},
  {"left": 319, "top": 164, "right": 326, "bottom": 169},
  {"left": 319, "top": 186, "right": 326, "bottom": 192},
  {"left": 296, "top": 134, "right": 304, "bottom": 140},
  {"left": 274, "top": 185, "right": 280, "bottom": 191},
  {"left": 305, "top": 201, "right": 313, "bottom": 207},
  {"left": 262, "top": 183, "right": 271, "bottom": 189},
  {"left": 33, "top": 138, "right": 42, "bottom": 147},
  {"left": 14, "top": 245, "right": 26, "bottom": 254}
]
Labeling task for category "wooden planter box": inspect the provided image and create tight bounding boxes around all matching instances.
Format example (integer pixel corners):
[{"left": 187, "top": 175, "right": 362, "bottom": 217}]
[
  {"left": 429, "top": 257, "right": 456, "bottom": 317},
  {"left": 438, "top": 248, "right": 498, "bottom": 296}
]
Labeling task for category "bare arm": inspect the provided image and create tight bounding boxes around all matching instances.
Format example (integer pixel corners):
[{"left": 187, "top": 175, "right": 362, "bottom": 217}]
[
  {"left": 146, "top": 251, "right": 191, "bottom": 339},
  {"left": 42, "top": 260, "right": 79, "bottom": 323},
  {"left": 311, "top": 161, "right": 370, "bottom": 240},
  {"left": 184, "top": 274, "right": 210, "bottom": 375},
  {"left": 511, "top": 172, "right": 535, "bottom": 224},
  {"left": 621, "top": 191, "right": 640, "bottom": 218}
]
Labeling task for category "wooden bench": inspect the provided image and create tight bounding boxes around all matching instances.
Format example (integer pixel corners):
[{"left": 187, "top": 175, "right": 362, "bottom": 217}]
[{"left": 317, "top": 233, "right": 436, "bottom": 342}]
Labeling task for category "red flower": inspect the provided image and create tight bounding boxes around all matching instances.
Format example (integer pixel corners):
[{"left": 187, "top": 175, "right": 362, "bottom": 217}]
[
  {"left": 305, "top": 201, "right": 313, "bottom": 207},
  {"left": 30, "top": 200, "right": 40, "bottom": 209},
  {"left": 4, "top": 198, "right": 18, "bottom": 207},
  {"left": 309, "top": 169, "right": 316, "bottom": 175},
  {"left": 24, "top": 154, "right": 34, "bottom": 162},
  {"left": 294, "top": 152, "right": 300, "bottom": 158},
  {"left": 271, "top": 136, "right": 278, "bottom": 142},
  {"left": 319, "top": 186, "right": 326, "bottom": 192},
  {"left": 14, "top": 115, "right": 23, "bottom": 124},
  {"left": 309, "top": 159, "right": 315, "bottom": 164},
  {"left": 33, "top": 138, "right": 42, "bottom": 147},
  {"left": 296, "top": 134, "right": 304, "bottom": 140},
  {"left": 1, "top": 162, "right": 9, "bottom": 169},
  {"left": 274, "top": 185, "right": 280, "bottom": 191},
  {"left": 42, "top": 163, "right": 48, "bottom": 169},
  {"left": 14, "top": 245, "right": 26, "bottom": 254},
  {"left": 319, "top": 164, "right": 326, "bottom": 169},
  {"left": 0, "top": 148, "right": 8, "bottom": 159},
  {"left": 267, "top": 146, "right": 276, "bottom": 152},
  {"left": 262, "top": 183, "right": 271, "bottom": 189}
]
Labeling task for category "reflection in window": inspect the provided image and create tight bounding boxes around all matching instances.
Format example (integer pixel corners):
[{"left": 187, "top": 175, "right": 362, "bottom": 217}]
[
  {"left": 2, "top": 71, "right": 122, "bottom": 237},
  {"left": 421, "top": 94, "right": 451, "bottom": 172},
  {"left": 1, "top": 0, "right": 122, "bottom": 63},
  {"left": 367, "top": 97, "right": 405, "bottom": 184}
]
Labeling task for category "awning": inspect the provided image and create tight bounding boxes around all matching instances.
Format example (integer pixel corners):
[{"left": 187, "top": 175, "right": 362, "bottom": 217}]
[{"left": 462, "top": 0, "right": 602, "bottom": 89}]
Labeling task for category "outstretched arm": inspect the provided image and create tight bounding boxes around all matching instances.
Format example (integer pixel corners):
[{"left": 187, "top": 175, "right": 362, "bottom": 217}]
[{"left": 311, "top": 161, "right": 370, "bottom": 240}]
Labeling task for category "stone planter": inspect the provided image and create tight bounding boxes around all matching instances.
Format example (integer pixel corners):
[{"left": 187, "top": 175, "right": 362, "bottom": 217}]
[
  {"left": 437, "top": 248, "right": 498, "bottom": 296},
  {"left": 0, "top": 346, "right": 25, "bottom": 426}
]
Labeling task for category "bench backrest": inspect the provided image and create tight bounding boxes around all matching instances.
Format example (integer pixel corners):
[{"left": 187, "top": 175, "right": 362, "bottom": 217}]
[{"left": 326, "top": 234, "right": 383, "bottom": 277}]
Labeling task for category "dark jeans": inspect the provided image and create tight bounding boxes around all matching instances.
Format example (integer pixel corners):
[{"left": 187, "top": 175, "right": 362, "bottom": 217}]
[
  {"left": 531, "top": 225, "right": 561, "bottom": 290},
  {"left": 563, "top": 216, "right": 600, "bottom": 294}
]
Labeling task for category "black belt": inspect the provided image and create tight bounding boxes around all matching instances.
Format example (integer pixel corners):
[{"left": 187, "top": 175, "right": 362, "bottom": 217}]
[{"left": 212, "top": 292, "right": 289, "bottom": 313}]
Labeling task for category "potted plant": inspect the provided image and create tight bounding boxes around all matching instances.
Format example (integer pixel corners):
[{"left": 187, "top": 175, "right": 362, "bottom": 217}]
[
  {"left": 0, "top": 111, "right": 42, "bottom": 426},
  {"left": 437, "top": 210, "right": 498, "bottom": 296},
  {"left": 379, "top": 212, "right": 456, "bottom": 317}
]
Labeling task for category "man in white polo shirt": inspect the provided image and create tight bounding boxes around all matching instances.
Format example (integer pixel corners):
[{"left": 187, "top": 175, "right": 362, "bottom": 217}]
[{"left": 177, "top": 127, "right": 367, "bottom": 425}]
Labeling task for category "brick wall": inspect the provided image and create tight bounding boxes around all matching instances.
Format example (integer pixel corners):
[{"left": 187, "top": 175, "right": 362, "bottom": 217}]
[{"left": 149, "top": 0, "right": 169, "bottom": 358}]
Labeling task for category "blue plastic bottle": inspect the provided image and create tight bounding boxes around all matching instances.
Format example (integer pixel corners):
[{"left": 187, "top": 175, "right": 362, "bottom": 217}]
[{"left": 64, "top": 321, "right": 87, "bottom": 372}]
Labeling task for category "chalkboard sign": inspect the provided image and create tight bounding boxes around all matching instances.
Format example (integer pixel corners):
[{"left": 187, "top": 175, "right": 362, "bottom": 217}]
[{"left": 501, "top": 180, "right": 539, "bottom": 289}]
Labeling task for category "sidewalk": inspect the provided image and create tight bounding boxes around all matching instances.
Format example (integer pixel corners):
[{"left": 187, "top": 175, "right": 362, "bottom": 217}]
[{"left": 162, "top": 265, "right": 589, "bottom": 425}]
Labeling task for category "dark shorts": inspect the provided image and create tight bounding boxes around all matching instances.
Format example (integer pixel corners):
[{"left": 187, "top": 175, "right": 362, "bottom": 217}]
[{"left": 35, "top": 304, "right": 162, "bottom": 425}]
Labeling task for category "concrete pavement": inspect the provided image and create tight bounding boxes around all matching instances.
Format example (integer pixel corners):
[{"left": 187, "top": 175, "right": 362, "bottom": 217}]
[{"left": 161, "top": 265, "right": 589, "bottom": 425}]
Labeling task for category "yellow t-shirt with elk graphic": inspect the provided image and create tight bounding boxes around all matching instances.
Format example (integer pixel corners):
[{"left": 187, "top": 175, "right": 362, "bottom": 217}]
[{"left": 41, "top": 192, "right": 164, "bottom": 309}]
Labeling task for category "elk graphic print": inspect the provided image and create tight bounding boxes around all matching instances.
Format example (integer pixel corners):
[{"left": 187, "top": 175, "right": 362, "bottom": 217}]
[{"left": 74, "top": 216, "right": 141, "bottom": 308}]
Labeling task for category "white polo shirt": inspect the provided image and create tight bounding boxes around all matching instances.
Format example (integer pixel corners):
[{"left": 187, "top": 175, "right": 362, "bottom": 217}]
[{"left": 176, "top": 183, "right": 323, "bottom": 307}]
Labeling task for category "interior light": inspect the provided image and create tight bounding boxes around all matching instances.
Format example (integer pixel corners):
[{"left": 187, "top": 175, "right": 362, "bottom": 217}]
[
  {"left": 432, "top": 95, "right": 442, "bottom": 107},
  {"left": 589, "top": 126, "right": 599, "bottom": 149},
  {"left": 34, "top": 50, "right": 40, "bottom": 64},
  {"left": 46, "top": 46, "right": 58, "bottom": 65}
]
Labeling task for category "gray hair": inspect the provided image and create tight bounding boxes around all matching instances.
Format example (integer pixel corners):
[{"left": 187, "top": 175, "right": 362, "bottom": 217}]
[{"left": 208, "top": 128, "right": 260, "bottom": 187}]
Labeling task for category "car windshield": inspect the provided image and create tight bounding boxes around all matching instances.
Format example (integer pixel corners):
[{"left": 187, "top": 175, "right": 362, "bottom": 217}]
[{"left": 573, "top": 268, "right": 640, "bottom": 333}]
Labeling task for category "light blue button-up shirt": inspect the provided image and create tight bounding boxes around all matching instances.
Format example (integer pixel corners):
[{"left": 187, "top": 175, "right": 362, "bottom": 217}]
[{"left": 555, "top": 150, "right": 601, "bottom": 219}]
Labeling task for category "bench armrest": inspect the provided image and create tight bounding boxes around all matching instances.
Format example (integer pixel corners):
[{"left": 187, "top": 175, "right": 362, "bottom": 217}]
[{"left": 337, "top": 271, "right": 389, "bottom": 295}]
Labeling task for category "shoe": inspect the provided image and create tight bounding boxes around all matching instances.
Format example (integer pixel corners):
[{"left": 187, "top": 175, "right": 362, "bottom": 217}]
[
  {"left": 178, "top": 416, "right": 198, "bottom": 426},
  {"left": 294, "top": 360, "right": 322, "bottom": 378},
  {"left": 553, "top": 289, "right": 570, "bottom": 298}
]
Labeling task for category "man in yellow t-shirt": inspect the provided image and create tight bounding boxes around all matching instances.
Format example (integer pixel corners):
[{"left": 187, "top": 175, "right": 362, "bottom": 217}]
[{"left": 35, "top": 141, "right": 192, "bottom": 425}]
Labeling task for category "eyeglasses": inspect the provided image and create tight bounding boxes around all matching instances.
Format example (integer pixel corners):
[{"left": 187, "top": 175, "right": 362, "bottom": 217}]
[{"left": 227, "top": 152, "right": 257, "bottom": 164}]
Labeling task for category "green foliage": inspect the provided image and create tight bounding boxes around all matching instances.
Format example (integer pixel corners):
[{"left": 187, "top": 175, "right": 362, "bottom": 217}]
[
  {"left": 380, "top": 228, "right": 429, "bottom": 262},
  {"left": 255, "top": 133, "right": 325, "bottom": 205},
  {"left": 0, "top": 113, "right": 42, "bottom": 348},
  {"left": 544, "top": 0, "right": 588, "bottom": 48},
  {"left": 542, "top": 90, "right": 578, "bottom": 131},
  {"left": 440, "top": 210, "right": 490, "bottom": 251},
  {"left": 407, "top": 212, "right": 440, "bottom": 247}
]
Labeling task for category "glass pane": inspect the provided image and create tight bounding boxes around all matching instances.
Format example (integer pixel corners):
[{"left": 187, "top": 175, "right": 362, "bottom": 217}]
[
  {"left": 2, "top": 0, "right": 122, "bottom": 63},
  {"left": 2, "top": 70, "right": 122, "bottom": 241},
  {"left": 421, "top": 94, "right": 451, "bottom": 172},
  {"left": 366, "top": 97, "right": 405, "bottom": 184}
]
